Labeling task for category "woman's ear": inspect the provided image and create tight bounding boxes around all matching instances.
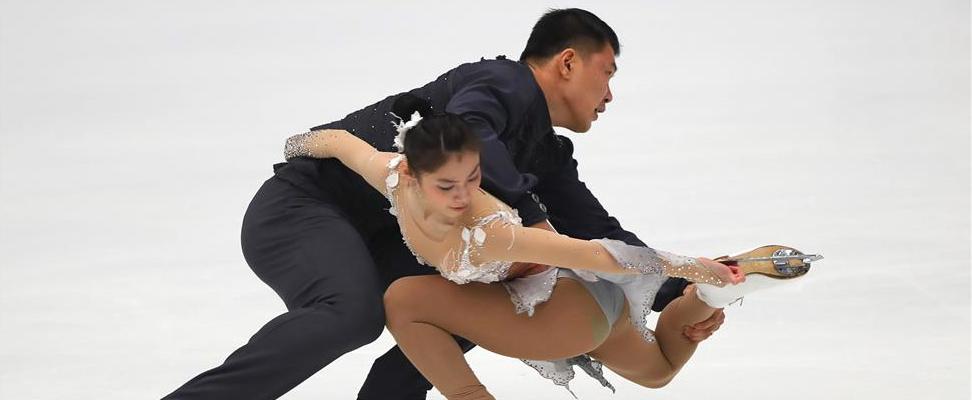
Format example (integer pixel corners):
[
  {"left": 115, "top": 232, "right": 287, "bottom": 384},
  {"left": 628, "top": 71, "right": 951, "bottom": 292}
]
[{"left": 399, "top": 159, "right": 417, "bottom": 182}]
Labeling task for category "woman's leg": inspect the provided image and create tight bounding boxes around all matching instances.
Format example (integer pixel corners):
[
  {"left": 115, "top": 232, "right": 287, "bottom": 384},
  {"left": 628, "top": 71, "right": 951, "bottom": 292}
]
[
  {"left": 588, "top": 285, "right": 718, "bottom": 388},
  {"left": 383, "top": 275, "right": 611, "bottom": 399}
]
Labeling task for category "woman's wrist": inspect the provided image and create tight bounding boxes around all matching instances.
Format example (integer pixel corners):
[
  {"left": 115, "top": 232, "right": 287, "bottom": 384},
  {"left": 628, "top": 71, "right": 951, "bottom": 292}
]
[{"left": 284, "top": 130, "right": 318, "bottom": 160}]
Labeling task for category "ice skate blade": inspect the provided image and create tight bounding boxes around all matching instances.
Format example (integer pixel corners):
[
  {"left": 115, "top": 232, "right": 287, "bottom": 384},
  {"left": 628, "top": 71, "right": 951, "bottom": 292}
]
[{"left": 714, "top": 245, "right": 822, "bottom": 280}]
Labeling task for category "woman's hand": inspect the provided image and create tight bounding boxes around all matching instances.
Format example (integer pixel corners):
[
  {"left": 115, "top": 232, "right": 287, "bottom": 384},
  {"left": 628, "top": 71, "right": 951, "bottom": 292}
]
[{"left": 697, "top": 257, "right": 745, "bottom": 286}]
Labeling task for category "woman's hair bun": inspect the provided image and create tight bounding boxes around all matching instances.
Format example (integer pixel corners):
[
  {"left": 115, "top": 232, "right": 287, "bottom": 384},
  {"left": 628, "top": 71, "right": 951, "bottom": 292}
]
[
  {"left": 391, "top": 93, "right": 434, "bottom": 119},
  {"left": 390, "top": 94, "right": 481, "bottom": 177}
]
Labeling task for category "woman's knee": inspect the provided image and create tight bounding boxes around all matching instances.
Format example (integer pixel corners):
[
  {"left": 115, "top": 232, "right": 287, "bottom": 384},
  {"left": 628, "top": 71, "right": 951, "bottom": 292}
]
[
  {"left": 635, "top": 374, "right": 675, "bottom": 389},
  {"left": 625, "top": 365, "right": 677, "bottom": 389},
  {"left": 383, "top": 277, "right": 426, "bottom": 329}
]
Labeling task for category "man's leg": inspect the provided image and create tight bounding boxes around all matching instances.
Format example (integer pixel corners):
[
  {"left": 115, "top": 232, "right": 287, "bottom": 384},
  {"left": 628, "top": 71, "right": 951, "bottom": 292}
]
[
  {"left": 357, "top": 229, "right": 477, "bottom": 400},
  {"left": 652, "top": 277, "right": 690, "bottom": 312},
  {"left": 163, "top": 178, "right": 385, "bottom": 400}
]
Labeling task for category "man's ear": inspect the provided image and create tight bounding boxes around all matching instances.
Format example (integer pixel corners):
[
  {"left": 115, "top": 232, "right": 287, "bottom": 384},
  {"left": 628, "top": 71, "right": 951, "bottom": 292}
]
[{"left": 557, "top": 48, "right": 577, "bottom": 78}]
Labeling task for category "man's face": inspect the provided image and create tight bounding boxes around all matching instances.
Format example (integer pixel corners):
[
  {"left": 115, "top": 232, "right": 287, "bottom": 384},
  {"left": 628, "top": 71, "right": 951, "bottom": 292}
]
[{"left": 561, "top": 45, "right": 616, "bottom": 133}]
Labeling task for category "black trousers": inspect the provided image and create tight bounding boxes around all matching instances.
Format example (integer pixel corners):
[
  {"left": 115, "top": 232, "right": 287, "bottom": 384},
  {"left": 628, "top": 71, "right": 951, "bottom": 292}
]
[
  {"left": 162, "top": 176, "right": 688, "bottom": 399},
  {"left": 162, "top": 177, "right": 463, "bottom": 400}
]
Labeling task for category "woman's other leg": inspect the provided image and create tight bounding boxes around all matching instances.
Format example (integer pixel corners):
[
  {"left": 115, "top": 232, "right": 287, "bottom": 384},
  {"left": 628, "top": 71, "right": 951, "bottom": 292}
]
[
  {"left": 383, "top": 275, "right": 611, "bottom": 400},
  {"left": 588, "top": 285, "right": 719, "bottom": 388},
  {"left": 358, "top": 228, "right": 477, "bottom": 400}
]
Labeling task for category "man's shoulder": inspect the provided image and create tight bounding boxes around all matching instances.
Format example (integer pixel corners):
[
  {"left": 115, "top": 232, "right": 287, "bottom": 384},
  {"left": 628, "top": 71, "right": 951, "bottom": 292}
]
[
  {"left": 544, "top": 133, "right": 577, "bottom": 169},
  {"left": 444, "top": 57, "right": 546, "bottom": 122},
  {"left": 553, "top": 134, "right": 575, "bottom": 155},
  {"left": 451, "top": 57, "right": 537, "bottom": 91}
]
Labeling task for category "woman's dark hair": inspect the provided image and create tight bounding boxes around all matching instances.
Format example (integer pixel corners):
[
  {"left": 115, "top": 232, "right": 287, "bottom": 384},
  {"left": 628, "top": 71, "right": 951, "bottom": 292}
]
[
  {"left": 519, "top": 8, "right": 620, "bottom": 63},
  {"left": 391, "top": 94, "right": 481, "bottom": 177}
]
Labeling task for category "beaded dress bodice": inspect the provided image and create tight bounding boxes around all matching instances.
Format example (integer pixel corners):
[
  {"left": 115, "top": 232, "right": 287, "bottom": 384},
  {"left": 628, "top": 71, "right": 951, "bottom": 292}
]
[{"left": 383, "top": 155, "right": 523, "bottom": 285}]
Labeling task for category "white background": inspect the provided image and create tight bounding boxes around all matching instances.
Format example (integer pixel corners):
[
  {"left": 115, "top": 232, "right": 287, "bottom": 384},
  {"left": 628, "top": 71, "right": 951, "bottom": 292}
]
[{"left": 1, "top": 1, "right": 969, "bottom": 399}]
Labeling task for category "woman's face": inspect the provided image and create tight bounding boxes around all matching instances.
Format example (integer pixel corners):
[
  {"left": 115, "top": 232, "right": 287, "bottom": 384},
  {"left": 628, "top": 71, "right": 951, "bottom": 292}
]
[{"left": 412, "top": 151, "right": 481, "bottom": 218}]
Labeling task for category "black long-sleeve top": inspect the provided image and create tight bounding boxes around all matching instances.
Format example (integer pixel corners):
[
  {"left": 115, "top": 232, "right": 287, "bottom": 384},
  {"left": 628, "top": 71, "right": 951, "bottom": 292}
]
[{"left": 273, "top": 57, "right": 644, "bottom": 247}]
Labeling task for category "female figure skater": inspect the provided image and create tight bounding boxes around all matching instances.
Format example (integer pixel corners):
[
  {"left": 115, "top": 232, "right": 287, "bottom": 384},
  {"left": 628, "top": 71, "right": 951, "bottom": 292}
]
[{"left": 285, "top": 102, "right": 813, "bottom": 399}]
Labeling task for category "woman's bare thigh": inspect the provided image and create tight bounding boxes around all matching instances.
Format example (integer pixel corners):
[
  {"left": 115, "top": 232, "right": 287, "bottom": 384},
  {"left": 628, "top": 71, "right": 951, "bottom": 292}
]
[{"left": 385, "top": 275, "right": 610, "bottom": 361}]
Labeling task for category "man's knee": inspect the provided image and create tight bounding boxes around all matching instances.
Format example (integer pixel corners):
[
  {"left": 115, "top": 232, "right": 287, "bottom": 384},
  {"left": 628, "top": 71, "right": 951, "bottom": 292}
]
[
  {"left": 286, "top": 293, "right": 386, "bottom": 354},
  {"left": 331, "top": 293, "right": 386, "bottom": 345}
]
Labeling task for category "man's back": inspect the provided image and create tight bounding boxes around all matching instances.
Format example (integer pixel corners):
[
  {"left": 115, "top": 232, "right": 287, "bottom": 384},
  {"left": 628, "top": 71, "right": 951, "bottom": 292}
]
[{"left": 273, "top": 58, "right": 559, "bottom": 235}]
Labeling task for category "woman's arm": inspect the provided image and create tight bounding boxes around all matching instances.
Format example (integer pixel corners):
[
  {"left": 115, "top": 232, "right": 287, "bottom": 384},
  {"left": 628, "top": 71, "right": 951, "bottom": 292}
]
[
  {"left": 284, "top": 129, "right": 399, "bottom": 195},
  {"left": 479, "top": 223, "right": 737, "bottom": 286}
]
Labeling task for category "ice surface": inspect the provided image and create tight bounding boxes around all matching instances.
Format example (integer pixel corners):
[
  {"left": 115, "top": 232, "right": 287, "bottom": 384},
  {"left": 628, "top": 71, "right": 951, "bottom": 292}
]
[{"left": 1, "top": 1, "right": 968, "bottom": 399}]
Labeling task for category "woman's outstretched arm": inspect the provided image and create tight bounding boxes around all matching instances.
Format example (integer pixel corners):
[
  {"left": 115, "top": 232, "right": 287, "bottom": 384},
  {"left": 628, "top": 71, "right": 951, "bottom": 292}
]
[
  {"left": 284, "top": 129, "right": 399, "bottom": 195},
  {"left": 479, "top": 222, "right": 741, "bottom": 286}
]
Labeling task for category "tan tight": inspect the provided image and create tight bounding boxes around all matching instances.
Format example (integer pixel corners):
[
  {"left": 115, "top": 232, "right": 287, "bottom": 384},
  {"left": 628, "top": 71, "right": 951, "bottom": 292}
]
[{"left": 384, "top": 275, "right": 718, "bottom": 399}]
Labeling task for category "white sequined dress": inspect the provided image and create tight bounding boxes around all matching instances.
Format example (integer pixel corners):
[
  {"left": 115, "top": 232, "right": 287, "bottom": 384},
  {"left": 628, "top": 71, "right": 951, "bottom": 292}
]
[{"left": 382, "top": 154, "right": 688, "bottom": 396}]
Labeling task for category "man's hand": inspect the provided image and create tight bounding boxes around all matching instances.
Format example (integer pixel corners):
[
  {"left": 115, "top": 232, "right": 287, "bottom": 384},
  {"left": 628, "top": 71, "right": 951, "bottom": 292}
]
[{"left": 682, "top": 285, "right": 726, "bottom": 342}]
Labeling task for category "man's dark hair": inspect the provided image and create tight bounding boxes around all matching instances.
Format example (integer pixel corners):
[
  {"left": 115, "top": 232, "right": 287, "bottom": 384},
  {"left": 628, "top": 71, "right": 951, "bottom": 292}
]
[{"left": 519, "top": 8, "right": 620, "bottom": 63}]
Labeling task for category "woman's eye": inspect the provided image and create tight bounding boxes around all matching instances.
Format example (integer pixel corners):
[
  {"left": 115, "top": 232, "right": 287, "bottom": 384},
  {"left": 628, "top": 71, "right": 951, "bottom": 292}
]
[
  {"left": 468, "top": 175, "right": 480, "bottom": 182},
  {"left": 438, "top": 186, "right": 454, "bottom": 191}
]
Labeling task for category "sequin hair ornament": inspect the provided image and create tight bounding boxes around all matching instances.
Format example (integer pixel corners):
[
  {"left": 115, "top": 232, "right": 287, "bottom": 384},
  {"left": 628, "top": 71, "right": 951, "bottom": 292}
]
[{"left": 389, "top": 111, "right": 424, "bottom": 153}]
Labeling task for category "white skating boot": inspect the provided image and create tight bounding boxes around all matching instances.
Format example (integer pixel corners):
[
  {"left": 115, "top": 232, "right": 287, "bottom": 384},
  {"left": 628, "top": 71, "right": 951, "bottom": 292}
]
[{"left": 695, "top": 245, "right": 822, "bottom": 308}]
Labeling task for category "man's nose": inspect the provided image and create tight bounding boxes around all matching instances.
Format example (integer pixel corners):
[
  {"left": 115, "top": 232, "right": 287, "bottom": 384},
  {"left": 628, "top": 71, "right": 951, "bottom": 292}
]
[{"left": 604, "top": 85, "right": 613, "bottom": 104}]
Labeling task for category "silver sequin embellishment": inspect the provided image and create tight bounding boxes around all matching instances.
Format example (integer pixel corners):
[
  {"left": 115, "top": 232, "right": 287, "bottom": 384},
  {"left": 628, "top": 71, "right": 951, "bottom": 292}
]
[
  {"left": 522, "top": 355, "right": 616, "bottom": 398},
  {"left": 383, "top": 155, "right": 429, "bottom": 265},
  {"left": 283, "top": 131, "right": 316, "bottom": 160},
  {"left": 502, "top": 268, "right": 559, "bottom": 316},
  {"left": 443, "top": 210, "right": 520, "bottom": 285}
]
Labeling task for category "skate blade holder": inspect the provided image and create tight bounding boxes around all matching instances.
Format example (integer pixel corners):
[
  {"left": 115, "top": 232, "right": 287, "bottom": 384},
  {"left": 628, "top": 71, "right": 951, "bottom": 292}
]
[{"left": 717, "top": 246, "right": 823, "bottom": 279}]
